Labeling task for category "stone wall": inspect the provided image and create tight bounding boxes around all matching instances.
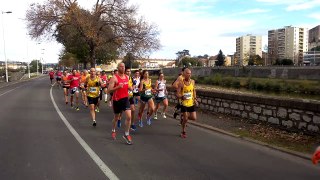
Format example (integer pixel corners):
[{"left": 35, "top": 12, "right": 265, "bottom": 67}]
[
  {"left": 166, "top": 86, "right": 320, "bottom": 134},
  {"left": 162, "top": 66, "right": 320, "bottom": 80}
]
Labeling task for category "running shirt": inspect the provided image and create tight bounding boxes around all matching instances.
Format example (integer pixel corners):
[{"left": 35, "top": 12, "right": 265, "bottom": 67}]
[
  {"left": 87, "top": 77, "right": 100, "bottom": 98},
  {"left": 156, "top": 80, "right": 166, "bottom": 98},
  {"left": 181, "top": 80, "right": 195, "bottom": 107},
  {"left": 56, "top": 71, "right": 62, "bottom": 78},
  {"left": 128, "top": 77, "right": 133, "bottom": 98},
  {"left": 141, "top": 79, "right": 152, "bottom": 97},
  {"left": 80, "top": 74, "right": 87, "bottom": 88},
  {"left": 100, "top": 74, "right": 108, "bottom": 88},
  {"left": 68, "top": 74, "right": 80, "bottom": 88},
  {"left": 49, "top": 71, "right": 54, "bottom": 79},
  {"left": 62, "top": 75, "right": 70, "bottom": 87},
  {"left": 132, "top": 77, "right": 140, "bottom": 93},
  {"left": 112, "top": 74, "right": 129, "bottom": 101}
]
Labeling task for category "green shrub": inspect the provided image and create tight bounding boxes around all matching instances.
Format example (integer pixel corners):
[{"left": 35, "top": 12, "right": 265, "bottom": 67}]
[
  {"left": 231, "top": 79, "right": 241, "bottom": 88},
  {"left": 212, "top": 74, "right": 222, "bottom": 85}
]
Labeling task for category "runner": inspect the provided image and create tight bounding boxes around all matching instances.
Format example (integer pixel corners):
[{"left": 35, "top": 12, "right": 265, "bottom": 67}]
[
  {"left": 172, "top": 67, "right": 187, "bottom": 124},
  {"left": 137, "top": 70, "right": 155, "bottom": 127},
  {"left": 85, "top": 68, "right": 104, "bottom": 127},
  {"left": 132, "top": 70, "right": 141, "bottom": 105},
  {"left": 154, "top": 73, "right": 168, "bottom": 119},
  {"left": 80, "top": 70, "right": 89, "bottom": 107},
  {"left": 107, "top": 71, "right": 114, "bottom": 107},
  {"left": 176, "top": 68, "right": 198, "bottom": 138},
  {"left": 49, "top": 70, "right": 55, "bottom": 86},
  {"left": 61, "top": 70, "right": 70, "bottom": 104},
  {"left": 107, "top": 63, "right": 132, "bottom": 145},
  {"left": 56, "top": 70, "right": 63, "bottom": 88},
  {"left": 100, "top": 70, "right": 108, "bottom": 103},
  {"left": 67, "top": 69, "right": 81, "bottom": 110},
  {"left": 95, "top": 70, "right": 102, "bottom": 113},
  {"left": 125, "top": 68, "right": 137, "bottom": 131}
]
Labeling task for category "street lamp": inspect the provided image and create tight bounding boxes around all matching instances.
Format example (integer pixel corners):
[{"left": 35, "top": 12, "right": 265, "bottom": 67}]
[
  {"left": 1, "top": 11, "right": 12, "bottom": 82},
  {"left": 41, "top": 49, "right": 45, "bottom": 74}
]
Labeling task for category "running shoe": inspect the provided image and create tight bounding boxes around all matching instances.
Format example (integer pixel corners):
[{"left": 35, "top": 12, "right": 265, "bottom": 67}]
[
  {"left": 75, "top": 107, "right": 80, "bottom": 111},
  {"left": 130, "top": 124, "right": 137, "bottom": 131},
  {"left": 180, "top": 132, "right": 187, "bottom": 138},
  {"left": 122, "top": 135, "right": 132, "bottom": 145},
  {"left": 111, "top": 132, "right": 116, "bottom": 140},
  {"left": 147, "top": 117, "right": 152, "bottom": 126},
  {"left": 117, "top": 120, "right": 121, "bottom": 128},
  {"left": 95, "top": 107, "right": 100, "bottom": 113},
  {"left": 138, "top": 120, "right": 143, "bottom": 127},
  {"left": 65, "top": 101, "right": 68, "bottom": 105},
  {"left": 162, "top": 113, "right": 166, "bottom": 119},
  {"left": 154, "top": 114, "right": 158, "bottom": 120},
  {"left": 92, "top": 120, "right": 97, "bottom": 127}
]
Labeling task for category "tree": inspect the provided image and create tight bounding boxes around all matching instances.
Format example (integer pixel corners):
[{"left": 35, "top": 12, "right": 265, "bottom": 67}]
[
  {"left": 311, "top": 46, "right": 320, "bottom": 51},
  {"left": 248, "top": 55, "right": 263, "bottom": 66},
  {"left": 176, "top": 49, "right": 190, "bottom": 63},
  {"left": 122, "top": 52, "right": 139, "bottom": 69},
  {"left": 215, "top": 50, "right": 225, "bottom": 66},
  {"left": 26, "top": 0, "right": 160, "bottom": 68},
  {"left": 59, "top": 52, "right": 78, "bottom": 68},
  {"left": 178, "top": 57, "right": 201, "bottom": 67},
  {"left": 29, "top": 60, "right": 42, "bottom": 73},
  {"left": 281, "top": 59, "right": 294, "bottom": 65}
]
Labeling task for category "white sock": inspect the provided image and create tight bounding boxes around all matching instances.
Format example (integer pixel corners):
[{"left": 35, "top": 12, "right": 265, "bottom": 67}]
[
  {"left": 125, "top": 131, "right": 129, "bottom": 136},
  {"left": 112, "top": 129, "right": 115, "bottom": 132},
  {"left": 104, "top": 94, "right": 108, "bottom": 101}
]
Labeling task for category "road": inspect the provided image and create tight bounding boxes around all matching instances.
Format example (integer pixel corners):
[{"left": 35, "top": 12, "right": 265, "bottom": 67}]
[{"left": 0, "top": 77, "right": 319, "bottom": 180}]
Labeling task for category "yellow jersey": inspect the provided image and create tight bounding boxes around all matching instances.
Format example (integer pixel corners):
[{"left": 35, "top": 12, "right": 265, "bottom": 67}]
[
  {"left": 128, "top": 76, "right": 133, "bottom": 98},
  {"left": 182, "top": 80, "right": 195, "bottom": 107},
  {"left": 87, "top": 77, "right": 100, "bottom": 98}
]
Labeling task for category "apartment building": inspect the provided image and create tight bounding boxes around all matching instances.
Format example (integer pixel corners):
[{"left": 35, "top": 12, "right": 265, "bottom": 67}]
[
  {"left": 309, "top": 25, "right": 320, "bottom": 50},
  {"left": 268, "top": 26, "right": 308, "bottom": 65},
  {"left": 235, "top": 34, "right": 262, "bottom": 66}
]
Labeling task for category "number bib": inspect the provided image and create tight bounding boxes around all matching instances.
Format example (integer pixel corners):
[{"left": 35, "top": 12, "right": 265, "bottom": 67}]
[
  {"left": 145, "top": 89, "right": 152, "bottom": 96},
  {"left": 183, "top": 92, "right": 192, "bottom": 100},
  {"left": 89, "top": 87, "right": 97, "bottom": 93}
]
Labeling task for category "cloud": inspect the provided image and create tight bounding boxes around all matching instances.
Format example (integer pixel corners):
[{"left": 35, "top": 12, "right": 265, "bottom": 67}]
[
  {"left": 238, "top": 8, "right": 270, "bottom": 15},
  {"left": 286, "top": 0, "right": 320, "bottom": 11},
  {"left": 308, "top": 13, "right": 320, "bottom": 20}
]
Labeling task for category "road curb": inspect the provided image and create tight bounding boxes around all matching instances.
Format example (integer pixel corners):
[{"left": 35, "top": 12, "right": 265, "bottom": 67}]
[{"left": 166, "top": 113, "right": 312, "bottom": 161}]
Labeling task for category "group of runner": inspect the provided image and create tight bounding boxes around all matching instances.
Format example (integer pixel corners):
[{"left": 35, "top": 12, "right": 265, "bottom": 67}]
[{"left": 48, "top": 63, "right": 198, "bottom": 144}]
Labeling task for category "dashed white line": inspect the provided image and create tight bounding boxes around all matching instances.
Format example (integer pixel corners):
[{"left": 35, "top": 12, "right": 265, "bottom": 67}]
[{"left": 50, "top": 87, "right": 119, "bottom": 180}]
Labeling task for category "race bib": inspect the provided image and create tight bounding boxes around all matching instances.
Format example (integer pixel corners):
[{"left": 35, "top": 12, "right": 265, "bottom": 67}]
[
  {"left": 80, "top": 83, "right": 85, "bottom": 87},
  {"left": 89, "top": 87, "right": 97, "bottom": 93},
  {"left": 133, "top": 88, "right": 139, "bottom": 93},
  {"left": 145, "top": 89, "right": 152, "bottom": 96},
  {"left": 183, "top": 92, "right": 192, "bottom": 100}
]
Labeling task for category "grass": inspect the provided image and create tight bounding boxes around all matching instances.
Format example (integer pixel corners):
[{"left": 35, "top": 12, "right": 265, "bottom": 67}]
[{"left": 233, "top": 124, "right": 320, "bottom": 154}]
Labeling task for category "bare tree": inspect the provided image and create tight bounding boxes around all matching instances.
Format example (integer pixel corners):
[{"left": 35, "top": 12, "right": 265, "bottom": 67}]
[{"left": 26, "top": 0, "right": 161, "bottom": 67}]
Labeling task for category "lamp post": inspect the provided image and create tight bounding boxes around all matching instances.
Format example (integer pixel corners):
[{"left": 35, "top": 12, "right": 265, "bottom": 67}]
[
  {"left": 41, "top": 48, "right": 45, "bottom": 74},
  {"left": 1, "top": 11, "right": 12, "bottom": 82}
]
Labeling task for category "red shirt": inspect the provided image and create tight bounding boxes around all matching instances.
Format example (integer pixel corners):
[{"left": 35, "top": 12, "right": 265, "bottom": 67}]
[
  {"left": 56, "top": 71, "right": 62, "bottom": 77},
  {"left": 112, "top": 74, "right": 129, "bottom": 101},
  {"left": 49, "top": 72, "right": 54, "bottom": 78},
  {"left": 101, "top": 75, "right": 107, "bottom": 88},
  {"left": 68, "top": 74, "right": 80, "bottom": 88}
]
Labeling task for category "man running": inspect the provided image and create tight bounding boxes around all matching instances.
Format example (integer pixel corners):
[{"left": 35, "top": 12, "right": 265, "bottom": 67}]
[
  {"left": 67, "top": 69, "right": 81, "bottom": 110},
  {"left": 80, "top": 70, "right": 89, "bottom": 107},
  {"left": 61, "top": 70, "right": 70, "bottom": 104},
  {"left": 132, "top": 70, "right": 140, "bottom": 105},
  {"left": 100, "top": 70, "right": 108, "bottom": 103},
  {"left": 85, "top": 68, "right": 104, "bottom": 127},
  {"left": 107, "top": 63, "right": 132, "bottom": 145},
  {"left": 172, "top": 67, "right": 187, "bottom": 124},
  {"left": 49, "top": 70, "right": 55, "bottom": 86},
  {"left": 56, "top": 70, "right": 63, "bottom": 88},
  {"left": 176, "top": 68, "right": 198, "bottom": 138}
]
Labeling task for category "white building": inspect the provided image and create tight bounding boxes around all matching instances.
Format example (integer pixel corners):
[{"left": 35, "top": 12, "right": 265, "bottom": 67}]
[
  {"left": 236, "top": 34, "right": 262, "bottom": 66},
  {"left": 268, "top": 26, "right": 308, "bottom": 65}
]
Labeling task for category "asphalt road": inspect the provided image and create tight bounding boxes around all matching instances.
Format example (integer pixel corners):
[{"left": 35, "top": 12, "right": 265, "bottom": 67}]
[{"left": 0, "top": 77, "right": 319, "bottom": 180}]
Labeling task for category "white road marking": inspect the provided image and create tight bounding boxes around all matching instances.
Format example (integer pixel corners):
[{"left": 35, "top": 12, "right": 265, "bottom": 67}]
[
  {"left": 50, "top": 87, "right": 119, "bottom": 180},
  {"left": 0, "top": 85, "right": 25, "bottom": 97}
]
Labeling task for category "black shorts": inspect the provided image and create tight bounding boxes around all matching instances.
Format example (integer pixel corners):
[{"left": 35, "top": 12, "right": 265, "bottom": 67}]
[
  {"left": 63, "top": 86, "right": 70, "bottom": 89},
  {"left": 155, "top": 96, "right": 167, "bottom": 104},
  {"left": 87, "top": 96, "right": 99, "bottom": 105},
  {"left": 133, "top": 92, "right": 140, "bottom": 97},
  {"left": 56, "top": 77, "right": 61, "bottom": 81},
  {"left": 113, "top": 97, "right": 130, "bottom": 114},
  {"left": 181, "top": 105, "right": 196, "bottom": 113},
  {"left": 129, "top": 97, "right": 134, "bottom": 105},
  {"left": 99, "top": 89, "right": 103, "bottom": 100}
]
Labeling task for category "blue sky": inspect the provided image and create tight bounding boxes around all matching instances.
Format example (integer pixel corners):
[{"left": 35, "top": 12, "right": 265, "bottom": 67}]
[{"left": 0, "top": 0, "right": 319, "bottom": 63}]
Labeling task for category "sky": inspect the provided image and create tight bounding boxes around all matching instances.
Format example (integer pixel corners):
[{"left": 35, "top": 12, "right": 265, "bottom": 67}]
[{"left": 0, "top": 0, "right": 319, "bottom": 63}]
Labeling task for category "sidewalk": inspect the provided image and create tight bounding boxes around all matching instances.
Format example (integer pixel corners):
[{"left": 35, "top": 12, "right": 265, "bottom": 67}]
[{"left": 162, "top": 103, "right": 315, "bottom": 161}]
